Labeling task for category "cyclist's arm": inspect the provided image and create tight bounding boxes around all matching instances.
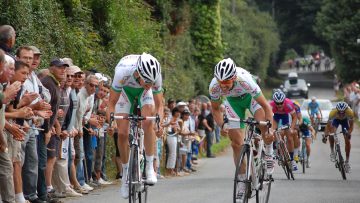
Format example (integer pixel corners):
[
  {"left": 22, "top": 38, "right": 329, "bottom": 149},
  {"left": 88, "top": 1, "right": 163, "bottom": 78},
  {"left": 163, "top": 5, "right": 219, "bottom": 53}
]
[
  {"left": 153, "top": 92, "right": 164, "bottom": 122},
  {"left": 348, "top": 119, "right": 354, "bottom": 134},
  {"left": 106, "top": 88, "right": 121, "bottom": 123},
  {"left": 254, "top": 93, "right": 273, "bottom": 124},
  {"left": 309, "top": 125, "right": 315, "bottom": 136},
  {"left": 211, "top": 100, "right": 224, "bottom": 128},
  {"left": 307, "top": 106, "right": 310, "bottom": 117},
  {"left": 290, "top": 111, "right": 297, "bottom": 129}
]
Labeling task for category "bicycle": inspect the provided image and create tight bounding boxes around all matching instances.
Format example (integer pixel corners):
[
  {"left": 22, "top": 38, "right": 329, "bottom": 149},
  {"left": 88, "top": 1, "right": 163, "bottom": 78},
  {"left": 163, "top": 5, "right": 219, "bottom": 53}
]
[
  {"left": 110, "top": 113, "right": 160, "bottom": 203},
  {"left": 299, "top": 133, "right": 308, "bottom": 174},
  {"left": 274, "top": 125, "right": 295, "bottom": 180},
  {"left": 323, "top": 129, "right": 347, "bottom": 180},
  {"left": 313, "top": 116, "right": 322, "bottom": 140},
  {"left": 225, "top": 117, "right": 272, "bottom": 203}
]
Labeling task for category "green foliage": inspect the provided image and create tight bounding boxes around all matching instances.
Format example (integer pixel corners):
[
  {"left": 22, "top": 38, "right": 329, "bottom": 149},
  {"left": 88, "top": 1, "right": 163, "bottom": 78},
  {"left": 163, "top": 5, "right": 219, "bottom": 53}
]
[
  {"left": 221, "top": 0, "right": 280, "bottom": 81},
  {"left": 315, "top": 0, "right": 360, "bottom": 83},
  {"left": 284, "top": 49, "right": 298, "bottom": 61},
  {"left": 189, "top": 0, "right": 223, "bottom": 93},
  {"left": 301, "top": 44, "right": 321, "bottom": 56}
]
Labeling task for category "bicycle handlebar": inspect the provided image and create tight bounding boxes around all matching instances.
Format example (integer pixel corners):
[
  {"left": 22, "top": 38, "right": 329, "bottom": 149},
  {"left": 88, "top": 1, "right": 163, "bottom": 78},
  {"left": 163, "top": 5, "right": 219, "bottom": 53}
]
[{"left": 225, "top": 117, "right": 271, "bottom": 127}]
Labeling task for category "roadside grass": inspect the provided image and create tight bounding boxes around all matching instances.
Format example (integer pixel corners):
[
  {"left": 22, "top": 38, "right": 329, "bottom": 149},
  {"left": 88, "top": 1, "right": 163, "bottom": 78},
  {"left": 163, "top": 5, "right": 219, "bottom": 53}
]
[{"left": 211, "top": 136, "right": 231, "bottom": 155}]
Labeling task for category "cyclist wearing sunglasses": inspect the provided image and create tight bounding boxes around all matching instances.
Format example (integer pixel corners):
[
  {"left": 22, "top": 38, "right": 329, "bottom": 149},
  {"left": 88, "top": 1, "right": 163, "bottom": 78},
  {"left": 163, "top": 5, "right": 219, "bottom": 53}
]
[
  {"left": 270, "top": 91, "right": 298, "bottom": 171},
  {"left": 324, "top": 101, "right": 354, "bottom": 172},
  {"left": 209, "top": 58, "right": 274, "bottom": 199},
  {"left": 107, "top": 53, "right": 164, "bottom": 199}
]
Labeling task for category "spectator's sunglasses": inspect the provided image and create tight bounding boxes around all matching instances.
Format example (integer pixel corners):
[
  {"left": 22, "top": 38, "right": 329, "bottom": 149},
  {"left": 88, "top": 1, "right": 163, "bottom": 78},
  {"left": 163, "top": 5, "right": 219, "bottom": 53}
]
[{"left": 67, "top": 74, "right": 74, "bottom": 78}]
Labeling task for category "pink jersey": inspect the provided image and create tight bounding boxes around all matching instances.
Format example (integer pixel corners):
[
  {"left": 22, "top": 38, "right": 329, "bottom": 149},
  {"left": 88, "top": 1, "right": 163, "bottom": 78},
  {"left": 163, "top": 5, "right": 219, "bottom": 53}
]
[{"left": 270, "top": 98, "right": 295, "bottom": 114}]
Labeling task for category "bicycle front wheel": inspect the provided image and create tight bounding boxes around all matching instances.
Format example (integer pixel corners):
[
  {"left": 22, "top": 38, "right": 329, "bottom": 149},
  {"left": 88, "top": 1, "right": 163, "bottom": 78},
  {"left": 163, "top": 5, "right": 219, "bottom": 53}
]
[
  {"left": 129, "top": 145, "right": 140, "bottom": 203},
  {"left": 336, "top": 145, "right": 347, "bottom": 180},
  {"left": 233, "top": 145, "right": 251, "bottom": 203}
]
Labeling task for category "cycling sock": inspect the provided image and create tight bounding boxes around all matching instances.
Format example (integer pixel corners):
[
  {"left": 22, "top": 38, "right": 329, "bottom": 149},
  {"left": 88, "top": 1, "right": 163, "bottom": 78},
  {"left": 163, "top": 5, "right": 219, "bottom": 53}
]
[
  {"left": 238, "top": 174, "right": 246, "bottom": 181},
  {"left": 294, "top": 148, "right": 299, "bottom": 156},
  {"left": 145, "top": 155, "right": 154, "bottom": 168},
  {"left": 289, "top": 152, "right": 294, "bottom": 161},
  {"left": 122, "top": 163, "right": 129, "bottom": 180},
  {"left": 265, "top": 143, "right": 273, "bottom": 156}
]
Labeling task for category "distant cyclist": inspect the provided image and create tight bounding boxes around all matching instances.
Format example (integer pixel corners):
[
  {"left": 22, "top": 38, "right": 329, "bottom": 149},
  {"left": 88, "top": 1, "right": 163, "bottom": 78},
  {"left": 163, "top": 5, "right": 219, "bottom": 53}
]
[
  {"left": 323, "top": 102, "right": 353, "bottom": 173},
  {"left": 307, "top": 97, "right": 323, "bottom": 129},
  {"left": 270, "top": 91, "right": 298, "bottom": 171},
  {"left": 298, "top": 117, "right": 315, "bottom": 168},
  {"left": 107, "top": 53, "right": 164, "bottom": 199}
]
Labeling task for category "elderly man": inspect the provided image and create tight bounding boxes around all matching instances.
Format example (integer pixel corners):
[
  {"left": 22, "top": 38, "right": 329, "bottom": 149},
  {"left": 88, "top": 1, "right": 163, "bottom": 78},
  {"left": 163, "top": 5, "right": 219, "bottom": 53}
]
[
  {"left": 0, "top": 50, "right": 16, "bottom": 203},
  {"left": 75, "top": 74, "right": 99, "bottom": 191},
  {"left": 0, "top": 25, "right": 16, "bottom": 58}
]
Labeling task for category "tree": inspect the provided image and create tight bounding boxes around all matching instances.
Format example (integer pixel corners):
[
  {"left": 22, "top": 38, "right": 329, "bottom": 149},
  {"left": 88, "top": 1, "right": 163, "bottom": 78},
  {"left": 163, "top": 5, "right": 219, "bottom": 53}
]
[{"left": 315, "top": 0, "right": 360, "bottom": 82}]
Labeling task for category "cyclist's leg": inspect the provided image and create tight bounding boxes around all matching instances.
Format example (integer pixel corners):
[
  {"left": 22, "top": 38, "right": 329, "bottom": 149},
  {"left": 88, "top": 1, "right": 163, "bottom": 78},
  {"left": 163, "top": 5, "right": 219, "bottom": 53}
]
[
  {"left": 140, "top": 90, "right": 158, "bottom": 183},
  {"left": 293, "top": 128, "right": 300, "bottom": 161},
  {"left": 341, "top": 120, "right": 351, "bottom": 162},
  {"left": 329, "top": 120, "right": 339, "bottom": 152},
  {"left": 115, "top": 91, "right": 132, "bottom": 198}
]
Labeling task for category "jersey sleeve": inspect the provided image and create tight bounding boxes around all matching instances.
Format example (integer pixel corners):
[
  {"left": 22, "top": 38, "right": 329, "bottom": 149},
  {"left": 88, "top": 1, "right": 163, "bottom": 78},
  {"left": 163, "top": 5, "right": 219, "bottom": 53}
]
[
  {"left": 328, "top": 109, "right": 337, "bottom": 120},
  {"left": 111, "top": 65, "right": 124, "bottom": 92},
  {"left": 346, "top": 108, "right": 354, "bottom": 120},
  {"left": 152, "top": 74, "right": 163, "bottom": 94},
  {"left": 238, "top": 71, "right": 261, "bottom": 98},
  {"left": 209, "top": 78, "right": 221, "bottom": 101}
]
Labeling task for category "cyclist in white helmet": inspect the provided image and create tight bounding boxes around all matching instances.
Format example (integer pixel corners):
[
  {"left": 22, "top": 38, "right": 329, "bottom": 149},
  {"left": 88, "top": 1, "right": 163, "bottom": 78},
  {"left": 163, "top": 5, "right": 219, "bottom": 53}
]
[
  {"left": 324, "top": 101, "right": 354, "bottom": 173},
  {"left": 107, "top": 53, "right": 164, "bottom": 199},
  {"left": 209, "top": 58, "right": 274, "bottom": 200}
]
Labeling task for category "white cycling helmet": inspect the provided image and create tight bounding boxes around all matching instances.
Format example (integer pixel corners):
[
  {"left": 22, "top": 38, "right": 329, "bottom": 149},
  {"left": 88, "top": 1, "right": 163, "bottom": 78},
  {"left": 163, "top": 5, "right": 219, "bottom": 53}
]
[
  {"left": 214, "top": 58, "right": 236, "bottom": 81},
  {"left": 137, "top": 53, "right": 161, "bottom": 83},
  {"left": 273, "top": 91, "right": 286, "bottom": 103},
  {"left": 311, "top": 96, "right": 316, "bottom": 100},
  {"left": 336, "top": 102, "right": 348, "bottom": 112}
]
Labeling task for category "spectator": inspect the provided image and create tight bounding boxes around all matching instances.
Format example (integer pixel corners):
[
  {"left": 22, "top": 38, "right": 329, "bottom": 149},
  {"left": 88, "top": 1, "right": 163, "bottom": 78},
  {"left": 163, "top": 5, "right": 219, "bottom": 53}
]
[
  {"left": 199, "top": 102, "right": 215, "bottom": 158},
  {"left": 180, "top": 109, "right": 196, "bottom": 172},
  {"left": 40, "top": 58, "right": 68, "bottom": 202},
  {"left": 165, "top": 107, "right": 181, "bottom": 176},
  {"left": 0, "top": 25, "right": 16, "bottom": 58},
  {"left": 0, "top": 50, "right": 16, "bottom": 203},
  {"left": 21, "top": 46, "right": 51, "bottom": 203}
]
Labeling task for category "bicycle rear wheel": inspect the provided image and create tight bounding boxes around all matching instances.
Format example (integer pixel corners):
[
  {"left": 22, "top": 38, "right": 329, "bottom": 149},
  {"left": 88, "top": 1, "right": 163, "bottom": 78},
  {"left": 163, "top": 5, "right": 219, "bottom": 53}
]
[
  {"left": 301, "top": 140, "right": 306, "bottom": 174},
  {"left": 129, "top": 145, "right": 141, "bottom": 203},
  {"left": 233, "top": 145, "right": 251, "bottom": 203},
  {"left": 336, "top": 145, "right": 347, "bottom": 180}
]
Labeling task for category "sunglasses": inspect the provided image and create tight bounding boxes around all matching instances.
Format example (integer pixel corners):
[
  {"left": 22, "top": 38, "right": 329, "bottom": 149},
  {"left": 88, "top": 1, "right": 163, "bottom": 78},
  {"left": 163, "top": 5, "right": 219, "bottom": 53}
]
[
  {"left": 67, "top": 75, "right": 74, "bottom": 78},
  {"left": 275, "top": 102, "right": 284, "bottom": 106},
  {"left": 74, "top": 74, "right": 83, "bottom": 78},
  {"left": 217, "top": 79, "right": 233, "bottom": 85}
]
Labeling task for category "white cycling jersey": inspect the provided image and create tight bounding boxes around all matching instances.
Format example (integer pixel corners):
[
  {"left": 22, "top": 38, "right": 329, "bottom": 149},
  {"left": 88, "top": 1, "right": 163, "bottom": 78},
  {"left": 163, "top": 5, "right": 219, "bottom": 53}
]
[
  {"left": 209, "top": 67, "right": 261, "bottom": 101},
  {"left": 111, "top": 54, "right": 163, "bottom": 94}
]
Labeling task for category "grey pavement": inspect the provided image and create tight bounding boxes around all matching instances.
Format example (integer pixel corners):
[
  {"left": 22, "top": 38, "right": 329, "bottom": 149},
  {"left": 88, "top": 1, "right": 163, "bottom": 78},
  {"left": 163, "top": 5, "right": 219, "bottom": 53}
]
[{"left": 66, "top": 88, "right": 360, "bottom": 203}]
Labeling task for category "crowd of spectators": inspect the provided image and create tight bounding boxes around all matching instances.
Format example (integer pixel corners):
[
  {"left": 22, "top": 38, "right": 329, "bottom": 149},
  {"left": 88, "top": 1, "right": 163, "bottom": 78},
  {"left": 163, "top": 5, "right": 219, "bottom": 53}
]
[
  {"left": 0, "top": 24, "right": 224, "bottom": 203},
  {"left": 343, "top": 81, "right": 360, "bottom": 119}
]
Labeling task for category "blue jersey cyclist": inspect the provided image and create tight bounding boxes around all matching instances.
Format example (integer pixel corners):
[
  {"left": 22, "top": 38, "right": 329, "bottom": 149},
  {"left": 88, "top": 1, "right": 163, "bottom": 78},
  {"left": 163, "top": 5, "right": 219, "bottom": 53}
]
[{"left": 307, "top": 97, "right": 323, "bottom": 126}]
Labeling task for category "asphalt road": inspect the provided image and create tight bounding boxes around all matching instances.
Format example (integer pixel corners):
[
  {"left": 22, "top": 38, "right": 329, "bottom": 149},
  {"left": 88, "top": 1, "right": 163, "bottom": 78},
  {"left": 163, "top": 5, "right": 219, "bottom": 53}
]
[{"left": 67, "top": 88, "right": 360, "bottom": 203}]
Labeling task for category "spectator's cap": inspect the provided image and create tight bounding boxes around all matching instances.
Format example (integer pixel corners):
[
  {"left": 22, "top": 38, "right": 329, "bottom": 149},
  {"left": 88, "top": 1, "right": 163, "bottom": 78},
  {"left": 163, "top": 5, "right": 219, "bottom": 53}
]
[
  {"left": 183, "top": 108, "right": 191, "bottom": 114},
  {"left": 68, "top": 65, "right": 83, "bottom": 75},
  {"left": 176, "top": 101, "right": 187, "bottom": 107},
  {"left": 29, "top": 46, "right": 42, "bottom": 55},
  {"left": 62, "top": 58, "right": 74, "bottom": 66},
  {"left": 50, "top": 58, "right": 69, "bottom": 67},
  {"left": 95, "top": 72, "right": 109, "bottom": 83}
]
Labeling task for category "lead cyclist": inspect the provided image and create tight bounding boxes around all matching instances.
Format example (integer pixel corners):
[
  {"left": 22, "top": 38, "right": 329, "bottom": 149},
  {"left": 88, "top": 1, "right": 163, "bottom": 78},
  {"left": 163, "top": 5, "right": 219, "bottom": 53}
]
[
  {"left": 209, "top": 58, "right": 274, "bottom": 200},
  {"left": 106, "top": 53, "right": 164, "bottom": 199}
]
